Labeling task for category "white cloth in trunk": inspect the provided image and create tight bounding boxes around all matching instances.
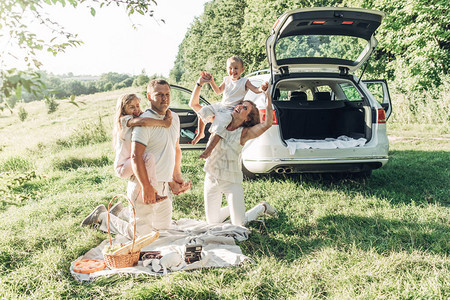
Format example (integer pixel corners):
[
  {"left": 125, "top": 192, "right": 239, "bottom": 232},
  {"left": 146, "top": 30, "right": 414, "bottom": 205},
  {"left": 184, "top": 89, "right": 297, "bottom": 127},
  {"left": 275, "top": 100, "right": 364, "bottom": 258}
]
[{"left": 286, "top": 135, "right": 367, "bottom": 155}]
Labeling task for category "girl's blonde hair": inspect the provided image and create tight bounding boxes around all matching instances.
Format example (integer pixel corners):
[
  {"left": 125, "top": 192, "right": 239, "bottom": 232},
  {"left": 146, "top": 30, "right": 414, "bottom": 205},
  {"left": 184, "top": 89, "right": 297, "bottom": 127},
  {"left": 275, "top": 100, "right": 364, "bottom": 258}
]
[{"left": 112, "top": 93, "right": 140, "bottom": 148}]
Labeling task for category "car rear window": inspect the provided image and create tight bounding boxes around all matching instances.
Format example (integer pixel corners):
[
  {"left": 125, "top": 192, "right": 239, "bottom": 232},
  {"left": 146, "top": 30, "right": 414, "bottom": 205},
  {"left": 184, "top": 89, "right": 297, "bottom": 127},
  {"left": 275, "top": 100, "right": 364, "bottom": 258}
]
[{"left": 275, "top": 35, "right": 368, "bottom": 63}]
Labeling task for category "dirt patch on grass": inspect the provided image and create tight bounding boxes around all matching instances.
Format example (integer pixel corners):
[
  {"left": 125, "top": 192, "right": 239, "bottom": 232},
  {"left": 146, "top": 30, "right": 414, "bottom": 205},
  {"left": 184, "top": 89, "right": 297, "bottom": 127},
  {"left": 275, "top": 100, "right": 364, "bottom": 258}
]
[{"left": 389, "top": 135, "right": 450, "bottom": 142}]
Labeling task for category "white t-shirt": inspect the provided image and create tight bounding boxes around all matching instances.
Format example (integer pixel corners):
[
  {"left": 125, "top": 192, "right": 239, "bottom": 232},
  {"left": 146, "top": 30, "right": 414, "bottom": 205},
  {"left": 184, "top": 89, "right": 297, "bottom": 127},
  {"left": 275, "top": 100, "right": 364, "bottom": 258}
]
[
  {"left": 132, "top": 109, "right": 180, "bottom": 182},
  {"left": 114, "top": 115, "right": 134, "bottom": 170},
  {"left": 200, "top": 103, "right": 232, "bottom": 135},
  {"left": 221, "top": 76, "right": 248, "bottom": 108}
]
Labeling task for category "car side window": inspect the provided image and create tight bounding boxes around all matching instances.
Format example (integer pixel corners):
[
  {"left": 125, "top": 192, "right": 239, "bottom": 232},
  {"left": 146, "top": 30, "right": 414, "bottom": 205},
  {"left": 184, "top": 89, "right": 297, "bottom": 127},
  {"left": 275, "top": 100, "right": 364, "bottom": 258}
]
[
  {"left": 365, "top": 82, "right": 384, "bottom": 104},
  {"left": 170, "top": 87, "right": 192, "bottom": 109},
  {"left": 305, "top": 90, "right": 313, "bottom": 100},
  {"left": 279, "top": 91, "right": 290, "bottom": 101},
  {"left": 339, "top": 83, "right": 363, "bottom": 101}
]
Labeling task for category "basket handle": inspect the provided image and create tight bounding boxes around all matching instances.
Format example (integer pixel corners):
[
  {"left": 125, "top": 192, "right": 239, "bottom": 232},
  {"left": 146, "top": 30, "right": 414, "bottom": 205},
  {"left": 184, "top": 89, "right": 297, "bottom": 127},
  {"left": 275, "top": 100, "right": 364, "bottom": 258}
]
[{"left": 107, "top": 194, "right": 137, "bottom": 254}]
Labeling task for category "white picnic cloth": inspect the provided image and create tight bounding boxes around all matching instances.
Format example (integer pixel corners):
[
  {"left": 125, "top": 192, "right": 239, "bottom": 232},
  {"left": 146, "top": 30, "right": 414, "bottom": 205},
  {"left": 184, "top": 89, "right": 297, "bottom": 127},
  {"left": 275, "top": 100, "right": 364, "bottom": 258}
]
[
  {"left": 286, "top": 135, "right": 367, "bottom": 155},
  {"left": 70, "top": 218, "right": 251, "bottom": 282}
]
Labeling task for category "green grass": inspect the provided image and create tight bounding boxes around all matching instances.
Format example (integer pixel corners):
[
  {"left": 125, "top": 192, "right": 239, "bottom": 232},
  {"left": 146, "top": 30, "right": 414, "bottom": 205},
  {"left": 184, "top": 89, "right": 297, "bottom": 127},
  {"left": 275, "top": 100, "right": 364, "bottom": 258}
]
[{"left": 0, "top": 90, "right": 448, "bottom": 299}]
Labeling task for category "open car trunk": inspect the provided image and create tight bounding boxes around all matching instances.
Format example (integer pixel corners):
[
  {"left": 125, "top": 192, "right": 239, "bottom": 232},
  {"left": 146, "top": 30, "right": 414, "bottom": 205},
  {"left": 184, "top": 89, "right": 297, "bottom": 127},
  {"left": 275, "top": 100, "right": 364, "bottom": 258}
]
[{"left": 273, "top": 100, "right": 371, "bottom": 142}]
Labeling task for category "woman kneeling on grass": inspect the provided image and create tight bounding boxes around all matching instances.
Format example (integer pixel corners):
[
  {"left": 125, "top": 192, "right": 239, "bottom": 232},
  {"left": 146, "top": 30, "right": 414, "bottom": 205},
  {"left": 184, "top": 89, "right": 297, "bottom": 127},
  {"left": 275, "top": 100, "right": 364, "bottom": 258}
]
[{"left": 189, "top": 75, "right": 277, "bottom": 226}]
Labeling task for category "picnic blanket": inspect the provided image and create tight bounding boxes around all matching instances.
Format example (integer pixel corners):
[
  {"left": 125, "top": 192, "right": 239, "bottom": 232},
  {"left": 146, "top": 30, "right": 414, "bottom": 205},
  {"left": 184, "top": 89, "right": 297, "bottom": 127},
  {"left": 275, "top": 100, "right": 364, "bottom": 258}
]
[{"left": 71, "top": 218, "right": 252, "bottom": 282}]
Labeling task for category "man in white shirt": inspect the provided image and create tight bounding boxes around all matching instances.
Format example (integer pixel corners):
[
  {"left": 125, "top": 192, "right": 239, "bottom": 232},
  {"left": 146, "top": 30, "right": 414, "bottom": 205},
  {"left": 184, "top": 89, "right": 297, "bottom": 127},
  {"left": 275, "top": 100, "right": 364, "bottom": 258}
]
[
  {"left": 129, "top": 79, "right": 190, "bottom": 234},
  {"left": 82, "top": 79, "right": 191, "bottom": 238}
]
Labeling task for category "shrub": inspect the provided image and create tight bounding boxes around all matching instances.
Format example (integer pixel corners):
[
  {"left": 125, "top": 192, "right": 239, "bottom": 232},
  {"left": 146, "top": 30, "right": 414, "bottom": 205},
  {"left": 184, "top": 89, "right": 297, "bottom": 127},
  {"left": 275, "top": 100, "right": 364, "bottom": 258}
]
[
  {"left": 52, "top": 155, "right": 111, "bottom": 170},
  {"left": 0, "top": 157, "right": 32, "bottom": 172},
  {"left": 17, "top": 107, "right": 28, "bottom": 122},
  {"left": 55, "top": 116, "right": 109, "bottom": 148},
  {"left": 390, "top": 76, "right": 450, "bottom": 124},
  {"left": 44, "top": 96, "right": 59, "bottom": 114}
]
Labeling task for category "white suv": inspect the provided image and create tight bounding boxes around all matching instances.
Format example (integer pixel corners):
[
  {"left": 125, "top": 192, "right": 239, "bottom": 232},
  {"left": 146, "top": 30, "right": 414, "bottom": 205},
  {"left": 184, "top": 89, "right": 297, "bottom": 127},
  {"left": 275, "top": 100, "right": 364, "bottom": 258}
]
[
  {"left": 174, "top": 7, "right": 392, "bottom": 179},
  {"left": 240, "top": 7, "right": 392, "bottom": 178}
]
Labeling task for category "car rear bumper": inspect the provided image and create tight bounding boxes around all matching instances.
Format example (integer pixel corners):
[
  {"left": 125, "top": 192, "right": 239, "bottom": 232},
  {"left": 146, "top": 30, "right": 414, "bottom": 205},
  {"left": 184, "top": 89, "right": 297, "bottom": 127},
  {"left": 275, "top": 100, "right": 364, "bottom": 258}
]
[
  {"left": 241, "top": 124, "right": 389, "bottom": 174},
  {"left": 244, "top": 156, "right": 388, "bottom": 174}
]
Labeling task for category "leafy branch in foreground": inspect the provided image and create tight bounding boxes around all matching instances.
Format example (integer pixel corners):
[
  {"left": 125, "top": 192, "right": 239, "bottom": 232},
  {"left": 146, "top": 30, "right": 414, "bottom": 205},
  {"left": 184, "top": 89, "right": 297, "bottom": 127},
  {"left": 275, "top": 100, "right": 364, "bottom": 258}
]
[
  {"left": 0, "top": 0, "right": 160, "bottom": 108},
  {"left": 0, "top": 69, "right": 45, "bottom": 112}
]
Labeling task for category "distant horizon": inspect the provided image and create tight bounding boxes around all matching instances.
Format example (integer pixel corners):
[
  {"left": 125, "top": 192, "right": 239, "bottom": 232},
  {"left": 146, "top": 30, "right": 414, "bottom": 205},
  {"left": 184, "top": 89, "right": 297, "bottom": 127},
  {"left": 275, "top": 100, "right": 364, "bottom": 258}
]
[{"left": 38, "top": 70, "right": 167, "bottom": 78}]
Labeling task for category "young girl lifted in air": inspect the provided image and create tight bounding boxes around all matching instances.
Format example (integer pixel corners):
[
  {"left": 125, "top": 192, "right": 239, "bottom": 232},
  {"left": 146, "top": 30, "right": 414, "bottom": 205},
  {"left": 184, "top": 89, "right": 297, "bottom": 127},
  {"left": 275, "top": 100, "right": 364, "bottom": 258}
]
[
  {"left": 192, "top": 55, "right": 268, "bottom": 158},
  {"left": 113, "top": 93, "right": 171, "bottom": 202}
]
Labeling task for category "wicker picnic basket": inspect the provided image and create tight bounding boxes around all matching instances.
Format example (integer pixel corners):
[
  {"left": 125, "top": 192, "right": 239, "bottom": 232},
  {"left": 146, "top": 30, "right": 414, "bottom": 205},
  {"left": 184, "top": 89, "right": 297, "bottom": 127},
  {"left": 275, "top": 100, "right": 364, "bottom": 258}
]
[{"left": 103, "top": 194, "right": 140, "bottom": 269}]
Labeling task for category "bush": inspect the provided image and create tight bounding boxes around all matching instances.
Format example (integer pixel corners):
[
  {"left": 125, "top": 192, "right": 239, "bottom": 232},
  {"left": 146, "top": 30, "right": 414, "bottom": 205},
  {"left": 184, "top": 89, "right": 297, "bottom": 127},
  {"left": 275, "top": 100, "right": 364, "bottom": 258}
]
[
  {"left": 0, "top": 157, "right": 32, "bottom": 172},
  {"left": 17, "top": 107, "right": 28, "bottom": 122},
  {"left": 390, "top": 75, "right": 450, "bottom": 124},
  {"left": 104, "top": 82, "right": 113, "bottom": 91},
  {"left": 55, "top": 116, "right": 109, "bottom": 148},
  {"left": 44, "top": 96, "right": 59, "bottom": 114},
  {"left": 52, "top": 155, "right": 111, "bottom": 170}
]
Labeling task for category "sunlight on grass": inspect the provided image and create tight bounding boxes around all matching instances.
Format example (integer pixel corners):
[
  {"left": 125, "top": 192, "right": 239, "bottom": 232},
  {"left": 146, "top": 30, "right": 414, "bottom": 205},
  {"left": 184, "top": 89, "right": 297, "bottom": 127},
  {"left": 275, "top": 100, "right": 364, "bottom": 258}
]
[{"left": 0, "top": 88, "right": 448, "bottom": 298}]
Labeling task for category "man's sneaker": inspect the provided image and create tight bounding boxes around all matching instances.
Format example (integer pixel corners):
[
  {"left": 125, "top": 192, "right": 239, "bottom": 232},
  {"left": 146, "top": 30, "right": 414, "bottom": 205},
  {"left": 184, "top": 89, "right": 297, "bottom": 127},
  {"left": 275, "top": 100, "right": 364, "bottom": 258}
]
[
  {"left": 110, "top": 202, "right": 124, "bottom": 216},
  {"left": 261, "top": 201, "right": 278, "bottom": 217},
  {"left": 80, "top": 204, "right": 106, "bottom": 227}
]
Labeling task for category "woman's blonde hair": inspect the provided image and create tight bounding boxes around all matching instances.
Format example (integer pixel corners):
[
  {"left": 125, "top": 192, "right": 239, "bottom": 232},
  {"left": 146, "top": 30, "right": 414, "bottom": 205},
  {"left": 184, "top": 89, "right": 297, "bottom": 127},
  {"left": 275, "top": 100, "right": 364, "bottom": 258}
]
[
  {"left": 112, "top": 93, "right": 140, "bottom": 148},
  {"left": 242, "top": 100, "right": 260, "bottom": 128}
]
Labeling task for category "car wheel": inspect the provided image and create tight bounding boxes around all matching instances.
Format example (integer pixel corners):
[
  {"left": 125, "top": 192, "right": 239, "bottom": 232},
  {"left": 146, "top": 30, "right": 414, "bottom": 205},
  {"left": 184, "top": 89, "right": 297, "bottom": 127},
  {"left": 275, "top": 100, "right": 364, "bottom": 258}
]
[{"left": 242, "top": 162, "right": 256, "bottom": 180}]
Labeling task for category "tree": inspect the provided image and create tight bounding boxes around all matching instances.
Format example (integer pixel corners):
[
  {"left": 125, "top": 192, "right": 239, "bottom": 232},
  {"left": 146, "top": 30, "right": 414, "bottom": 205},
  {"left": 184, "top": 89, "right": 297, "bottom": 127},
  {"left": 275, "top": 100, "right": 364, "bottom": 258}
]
[
  {"left": 171, "top": 0, "right": 448, "bottom": 94},
  {"left": 170, "top": 0, "right": 247, "bottom": 89},
  {"left": 66, "top": 80, "right": 87, "bottom": 96},
  {"left": 0, "top": 0, "right": 161, "bottom": 111},
  {"left": 133, "top": 69, "right": 150, "bottom": 87},
  {"left": 343, "top": 0, "right": 450, "bottom": 92}
]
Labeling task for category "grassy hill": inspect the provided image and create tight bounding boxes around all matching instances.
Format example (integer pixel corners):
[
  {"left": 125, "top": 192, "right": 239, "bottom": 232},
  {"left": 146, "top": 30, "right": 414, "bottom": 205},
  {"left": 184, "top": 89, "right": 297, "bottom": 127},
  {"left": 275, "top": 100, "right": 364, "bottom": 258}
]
[{"left": 0, "top": 89, "right": 448, "bottom": 299}]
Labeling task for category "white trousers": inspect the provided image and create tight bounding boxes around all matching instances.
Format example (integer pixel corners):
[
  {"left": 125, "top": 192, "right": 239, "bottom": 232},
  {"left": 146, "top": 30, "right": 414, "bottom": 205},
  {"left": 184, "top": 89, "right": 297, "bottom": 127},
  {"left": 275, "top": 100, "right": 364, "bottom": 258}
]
[
  {"left": 99, "top": 181, "right": 172, "bottom": 239},
  {"left": 204, "top": 173, "right": 267, "bottom": 226},
  {"left": 204, "top": 173, "right": 246, "bottom": 226}
]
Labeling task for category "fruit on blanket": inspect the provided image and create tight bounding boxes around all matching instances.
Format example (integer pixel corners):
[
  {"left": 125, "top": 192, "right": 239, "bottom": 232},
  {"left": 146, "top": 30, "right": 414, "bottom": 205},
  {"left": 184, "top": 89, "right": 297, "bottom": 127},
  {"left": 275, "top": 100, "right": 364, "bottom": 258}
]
[
  {"left": 73, "top": 259, "right": 106, "bottom": 274},
  {"left": 111, "top": 231, "right": 160, "bottom": 255}
]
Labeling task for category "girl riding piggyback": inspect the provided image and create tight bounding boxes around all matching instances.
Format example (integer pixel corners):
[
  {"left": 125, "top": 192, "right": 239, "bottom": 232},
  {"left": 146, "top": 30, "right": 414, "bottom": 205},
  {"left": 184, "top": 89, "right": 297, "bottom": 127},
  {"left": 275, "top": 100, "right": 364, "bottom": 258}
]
[{"left": 113, "top": 93, "right": 171, "bottom": 202}]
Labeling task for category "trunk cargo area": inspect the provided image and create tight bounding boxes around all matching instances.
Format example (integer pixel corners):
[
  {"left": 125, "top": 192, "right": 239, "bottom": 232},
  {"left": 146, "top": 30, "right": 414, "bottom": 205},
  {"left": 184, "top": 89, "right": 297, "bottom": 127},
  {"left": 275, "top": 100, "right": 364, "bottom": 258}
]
[{"left": 273, "top": 101, "right": 370, "bottom": 141}]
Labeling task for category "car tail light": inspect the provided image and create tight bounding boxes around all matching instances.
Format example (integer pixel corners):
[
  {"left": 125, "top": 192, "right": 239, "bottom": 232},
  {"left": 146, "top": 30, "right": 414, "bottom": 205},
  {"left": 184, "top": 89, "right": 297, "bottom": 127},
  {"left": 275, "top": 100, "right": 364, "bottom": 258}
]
[
  {"left": 312, "top": 20, "right": 326, "bottom": 24},
  {"left": 377, "top": 108, "right": 386, "bottom": 123},
  {"left": 341, "top": 21, "right": 354, "bottom": 25},
  {"left": 259, "top": 109, "right": 278, "bottom": 125}
]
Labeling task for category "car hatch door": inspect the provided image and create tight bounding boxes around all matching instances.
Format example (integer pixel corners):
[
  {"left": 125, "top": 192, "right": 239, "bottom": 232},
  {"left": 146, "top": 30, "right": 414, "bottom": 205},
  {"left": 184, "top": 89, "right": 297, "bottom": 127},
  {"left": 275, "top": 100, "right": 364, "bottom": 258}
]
[{"left": 266, "top": 7, "right": 384, "bottom": 75}]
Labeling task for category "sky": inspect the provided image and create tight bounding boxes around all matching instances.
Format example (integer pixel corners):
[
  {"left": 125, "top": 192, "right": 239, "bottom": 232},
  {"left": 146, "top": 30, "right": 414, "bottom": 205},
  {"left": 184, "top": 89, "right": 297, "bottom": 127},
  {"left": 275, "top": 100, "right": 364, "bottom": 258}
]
[{"left": 28, "top": 0, "right": 210, "bottom": 77}]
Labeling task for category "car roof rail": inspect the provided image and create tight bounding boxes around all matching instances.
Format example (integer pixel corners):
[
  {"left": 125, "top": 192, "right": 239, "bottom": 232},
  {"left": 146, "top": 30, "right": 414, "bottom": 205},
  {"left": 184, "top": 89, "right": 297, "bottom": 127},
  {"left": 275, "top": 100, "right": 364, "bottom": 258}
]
[{"left": 245, "top": 69, "right": 270, "bottom": 78}]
